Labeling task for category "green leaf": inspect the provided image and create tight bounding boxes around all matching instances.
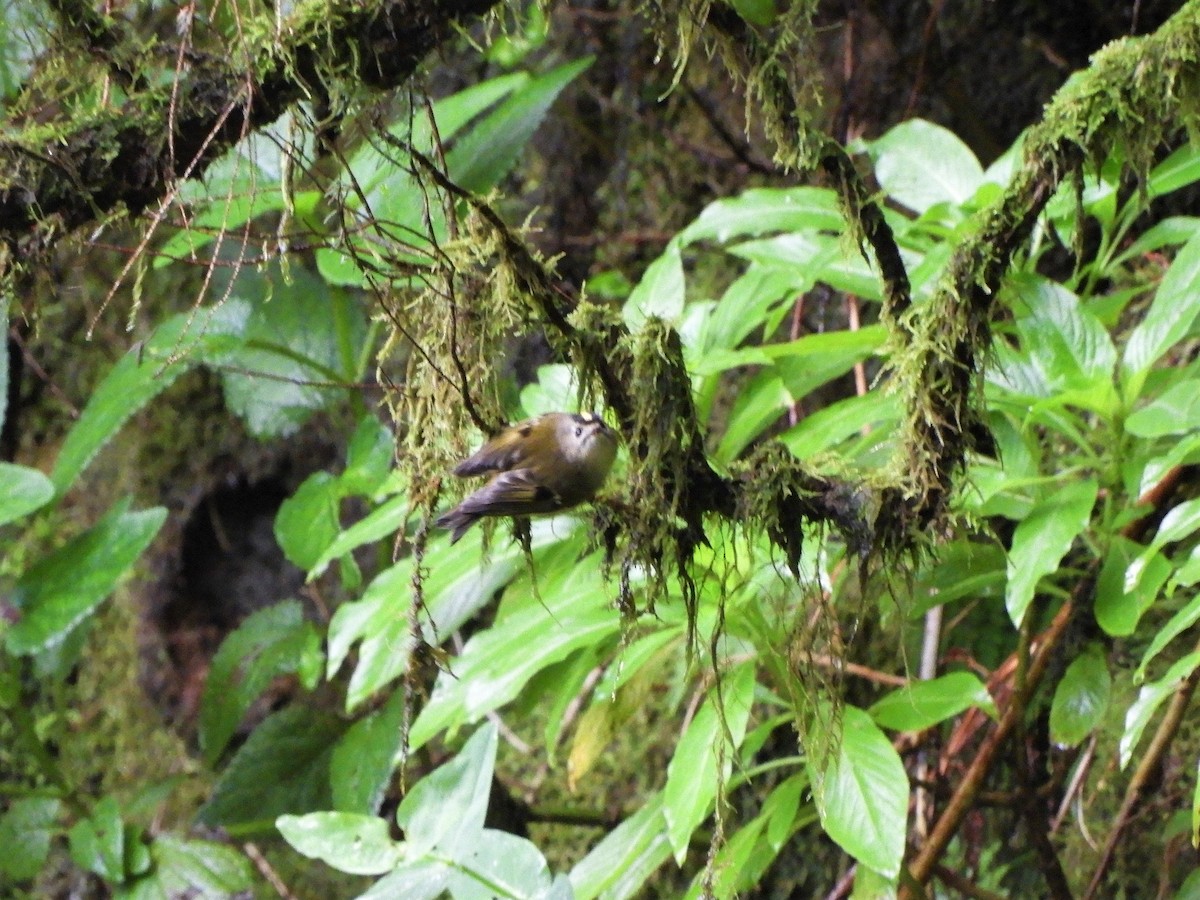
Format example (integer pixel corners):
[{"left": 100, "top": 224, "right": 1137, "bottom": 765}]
[
  {"left": 205, "top": 268, "right": 367, "bottom": 438},
  {"left": 807, "top": 705, "right": 907, "bottom": 879},
  {"left": 1005, "top": 479, "right": 1096, "bottom": 626},
  {"left": 1126, "top": 377, "right": 1200, "bottom": 436},
  {"left": 6, "top": 502, "right": 166, "bottom": 654},
  {"left": 274, "top": 471, "right": 341, "bottom": 571},
  {"left": 1148, "top": 143, "right": 1200, "bottom": 198},
  {"left": 0, "top": 463, "right": 54, "bottom": 525},
  {"left": 276, "top": 812, "right": 402, "bottom": 876},
  {"left": 1050, "top": 644, "right": 1111, "bottom": 747},
  {"left": 359, "top": 861, "right": 451, "bottom": 900},
  {"left": 1123, "top": 229, "right": 1200, "bottom": 398},
  {"left": 329, "top": 526, "right": 534, "bottom": 712},
  {"left": 714, "top": 370, "right": 792, "bottom": 464},
  {"left": 869, "top": 672, "right": 996, "bottom": 731},
  {"left": 123, "top": 834, "right": 254, "bottom": 898},
  {"left": 726, "top": 0, "right": 777, "bottom": 26},
  {"left": 331, "top": 687, "right": 406, "bottom": 814},
  {"left": 683, "top": 773, "right": 813, "bottom": 899},
  {"left": 0, "top": 797, "right": 60, "bottom": 880},
  {"left": 679, "top": 187, "right": 842, "bottom": 245},
  {"left": 448, "top": 57, "right": 593, "bottom": 195},
  {"left": 308, "top": 492, "right": 408, "bottom": 579},
  {"left": 197, "top": 706, "right": 345, "bottom": 833},
  {"left": 730, "top": 233, "right": 883, "bottom": 300},
  {"left": 1000, "top": 277, "right": 1117, "bottom": 415},
  {"left": 869, "top": 119, "right": 983, "bottom": 214},
  {"left": 663, "top": 662, "right": 755, "bottom": 863},
  {"left": 444, "top": 829, "right": 558, "bottom": 898},
  {"left": 569, "top": 794, "right": 671, "bottom": 900},
  {"left": 780, "top": 391, "right": 900, "bottom": 460},
  {"left": 1135, "top": 592, "right": 1200, "bottom": 683},
  {"left": 1095, "top": 537, "right": 1172, "bottom": 637},
  {"left": 69, "top": 796, "right": 127, "bottom": 883},
  {"left": 408, "top": 538, "right": 621, "bottom": 749},
  {"left": 1120, "top": 651, "right": 1200, "bottom": 769},
  {"left": 49, "top": 312, "right": 237, "bottom": 495},
  {"left": 198, "top": 600, "right": 323, "bottom": 766},
  {"left": 624, "top": 241, "right": 685, "bottom": 332},
  {"left": 398, "top": 722, "right": 497, "bottom": 855},
  {"left": 342, "top": 415, "right": 395, "bottom": 497},
  {"left": 768, "top": 326, "right": 886, "bottom": 398}
]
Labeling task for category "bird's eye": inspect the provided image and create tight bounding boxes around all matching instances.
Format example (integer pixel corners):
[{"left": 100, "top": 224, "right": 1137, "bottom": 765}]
[{"left": 574, "top": 426, "right": 583, "bottom": 437}]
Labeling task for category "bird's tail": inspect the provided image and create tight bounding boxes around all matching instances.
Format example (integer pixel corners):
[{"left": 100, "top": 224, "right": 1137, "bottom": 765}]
[{"left": 434, "top": 506, "right": 477, "bottom": 544}]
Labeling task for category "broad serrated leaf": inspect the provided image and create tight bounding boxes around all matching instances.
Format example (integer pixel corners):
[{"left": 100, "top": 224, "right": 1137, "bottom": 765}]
[
  {"left": 198, "top": 600, "right": 323, "bottom": 766},
  {"left": 50, "top": 312, "right": 240, "bottom": 495},
  {"left": 197, "top": 706, "right": 345, "bottom": 832},
  {"left": 448, "top": 57, "right": 593, "bottom": 194},
  {"left": 331, "top": 687, "right": 406, "bottom": 814},
  {"left": 7, "top": 502, "right": 166, "bottom": 654}
]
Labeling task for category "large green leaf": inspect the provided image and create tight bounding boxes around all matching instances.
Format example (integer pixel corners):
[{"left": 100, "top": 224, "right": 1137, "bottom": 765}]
[
  {"left": 623, "top": 240, "right": 685, "bottom": 332},
  {"left": 807, "top": 704, "right": 907, "bottom": 879},
  {"left": 276, "top": 811, "right": 402, "bottom": 876},
  {"left": 203, "top": 267, "right": 367, "bottom": 438},
  {"left": 330, "top": 687, "right": 406, "bottom": 814},
  {"left": 448, "top": 57, "right": 593, "bottom": 194},
  {"left": 1120, "top": 651, "right": 1200, "bottom": 769},
  {"left": 679, "top": 187, "right": 842, "bottom": 245},
  {"left": 398, "top": 722, "right": 496, "bottom": 855},
  {"left": 120, "top": 834, "right": 254, "bottom": 899},
  {"left": 6, "top": 501, "right": 166, "bottom": 654},
  {"left": 869, "top": 119, "right": 983, "bottom": 214},
  {"left": 0, "top": 797, "right": 60, "bottom": 881}
]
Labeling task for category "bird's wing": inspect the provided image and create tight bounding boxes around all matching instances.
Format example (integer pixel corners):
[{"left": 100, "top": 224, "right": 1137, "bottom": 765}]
[
  {"left": 452, "top": 424, "right": 536, "bottom": 477},
  {"left": 455, "top": 469, "right": 561, "bottom": 518}
]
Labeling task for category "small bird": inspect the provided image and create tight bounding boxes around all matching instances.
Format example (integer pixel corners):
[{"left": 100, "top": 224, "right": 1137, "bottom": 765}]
[{"left": 436, "top": 412, "right": 618, "bottom": 543}]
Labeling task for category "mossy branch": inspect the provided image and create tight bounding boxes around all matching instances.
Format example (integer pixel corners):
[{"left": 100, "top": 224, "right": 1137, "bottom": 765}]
[
  {"left": 705, "top": 1, "right": 1200, "bottom": 554},
  {"left": 0, "top": 0, "right": 502, "bottom": 254}
]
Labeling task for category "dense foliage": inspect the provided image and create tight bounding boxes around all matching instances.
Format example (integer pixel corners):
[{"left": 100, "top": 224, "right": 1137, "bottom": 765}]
[{"left": 4, "top": 1, "right": 1200, "bottom": 898}]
